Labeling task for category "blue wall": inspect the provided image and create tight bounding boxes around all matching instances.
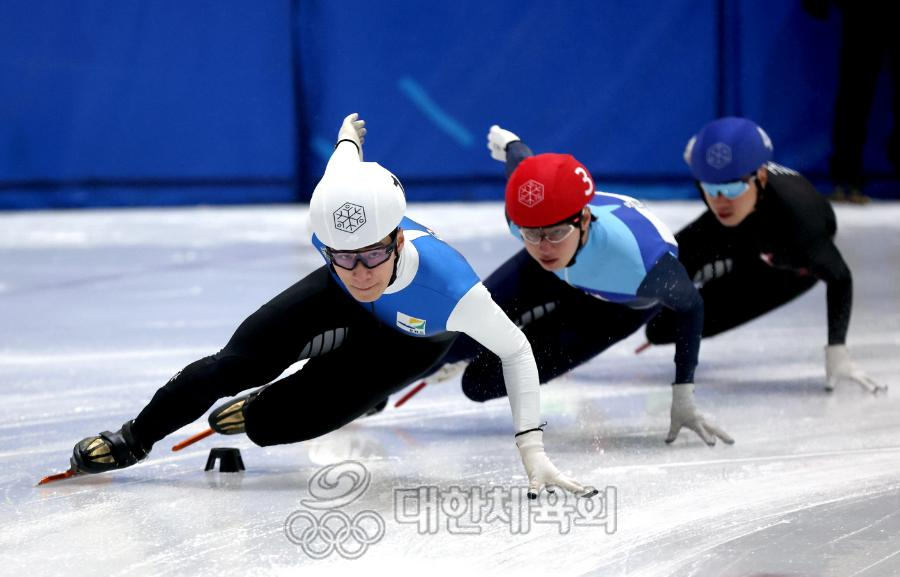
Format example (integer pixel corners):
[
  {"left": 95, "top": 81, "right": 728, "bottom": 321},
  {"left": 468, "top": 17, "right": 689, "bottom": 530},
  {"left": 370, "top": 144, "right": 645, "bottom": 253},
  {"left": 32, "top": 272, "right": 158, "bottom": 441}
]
[{"left": 0, "top": 1, "right": 895, "bottom": 208}]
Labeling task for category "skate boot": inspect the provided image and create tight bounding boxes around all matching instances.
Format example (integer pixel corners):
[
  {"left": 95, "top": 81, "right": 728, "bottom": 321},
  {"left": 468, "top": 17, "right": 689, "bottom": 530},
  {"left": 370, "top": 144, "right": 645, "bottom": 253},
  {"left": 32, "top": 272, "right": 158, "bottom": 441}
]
[
  {"left": 71, "top": 419, "right": 150, "bottom": 474},
  {"left": 208, "top": 392, "right": 258, "bottom": 435}
]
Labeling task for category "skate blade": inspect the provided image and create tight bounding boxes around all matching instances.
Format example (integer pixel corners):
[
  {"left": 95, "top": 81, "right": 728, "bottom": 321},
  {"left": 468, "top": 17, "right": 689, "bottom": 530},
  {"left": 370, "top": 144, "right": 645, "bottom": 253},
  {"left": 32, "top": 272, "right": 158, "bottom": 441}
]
[
  {"left": 171, "top": 427, "right": 215, "bottom": 452},
  {"left": 37, "top": 469, "right": 78, "bottom": 486},
  {"left": 394, "top": 380, "right": 427, "bottom": 408}
]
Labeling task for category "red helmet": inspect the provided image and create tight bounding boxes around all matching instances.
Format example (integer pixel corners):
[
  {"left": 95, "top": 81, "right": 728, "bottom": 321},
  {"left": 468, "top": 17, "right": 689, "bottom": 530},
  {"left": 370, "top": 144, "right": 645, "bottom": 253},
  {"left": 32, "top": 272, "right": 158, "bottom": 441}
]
[{"left": 505, "top": 153, "right": 595, "bottom": 227}]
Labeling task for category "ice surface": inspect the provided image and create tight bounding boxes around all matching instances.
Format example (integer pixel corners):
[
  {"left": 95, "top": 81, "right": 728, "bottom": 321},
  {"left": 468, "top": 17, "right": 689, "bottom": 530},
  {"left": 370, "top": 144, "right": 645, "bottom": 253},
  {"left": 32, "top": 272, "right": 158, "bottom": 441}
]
[{"left": 1, "top": 201, "right": 899, "bottom": 577}]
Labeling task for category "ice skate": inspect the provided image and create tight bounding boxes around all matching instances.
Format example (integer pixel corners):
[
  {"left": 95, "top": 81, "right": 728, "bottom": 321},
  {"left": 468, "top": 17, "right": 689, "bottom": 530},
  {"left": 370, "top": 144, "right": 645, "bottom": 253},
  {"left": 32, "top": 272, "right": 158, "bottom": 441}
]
[
  {"left": 62, "top": 420, "right": 150, "bottom": 479},
  {"left": 208, "top": 392, "right": 257, "bottom": 435}
]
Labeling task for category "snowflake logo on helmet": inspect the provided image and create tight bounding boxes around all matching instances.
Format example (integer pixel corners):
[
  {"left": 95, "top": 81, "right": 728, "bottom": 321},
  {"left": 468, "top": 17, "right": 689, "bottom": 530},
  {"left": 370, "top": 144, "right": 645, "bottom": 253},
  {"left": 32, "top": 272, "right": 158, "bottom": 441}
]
[
  {"left": 518, "top": 179, "right": 544, "bottom": 207},
  {"left": 333, "top": 202, "right": 367, "bottom": 234},
  {"left": 706, "top": 143, "right": 732, "bottom": 170}
]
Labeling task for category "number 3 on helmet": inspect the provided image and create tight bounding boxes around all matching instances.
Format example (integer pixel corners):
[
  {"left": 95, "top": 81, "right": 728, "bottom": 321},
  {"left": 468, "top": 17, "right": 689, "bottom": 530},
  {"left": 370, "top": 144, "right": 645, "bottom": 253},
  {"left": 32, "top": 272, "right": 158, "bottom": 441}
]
[{"left": 505, "top": 153, "right": 596, "bottom": 228}]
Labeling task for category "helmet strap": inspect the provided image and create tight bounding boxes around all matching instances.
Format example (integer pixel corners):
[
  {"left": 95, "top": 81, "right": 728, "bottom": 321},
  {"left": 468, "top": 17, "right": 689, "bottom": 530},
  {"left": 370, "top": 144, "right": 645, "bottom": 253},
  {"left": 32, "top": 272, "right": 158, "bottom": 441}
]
[
  {"left": 566, "top": 209, "right": 594, "bottom": 267},
  {"left": 387, "top": 228, "right": 400, "bottom": 286}
]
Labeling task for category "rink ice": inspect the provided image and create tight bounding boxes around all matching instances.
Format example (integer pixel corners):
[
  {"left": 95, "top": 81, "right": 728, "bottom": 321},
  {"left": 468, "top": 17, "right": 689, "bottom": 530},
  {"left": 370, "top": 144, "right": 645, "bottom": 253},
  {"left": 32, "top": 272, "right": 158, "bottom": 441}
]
[{"left": 1, "top": 201, "right": 899, "bottom": 577}]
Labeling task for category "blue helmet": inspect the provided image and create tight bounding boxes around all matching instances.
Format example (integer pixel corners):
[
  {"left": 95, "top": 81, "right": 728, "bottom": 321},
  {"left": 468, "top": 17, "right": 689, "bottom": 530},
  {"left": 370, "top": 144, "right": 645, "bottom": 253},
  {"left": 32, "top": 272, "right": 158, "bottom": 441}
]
[{"left": 685, "top": 117, "right": 773, "bottom": 183}]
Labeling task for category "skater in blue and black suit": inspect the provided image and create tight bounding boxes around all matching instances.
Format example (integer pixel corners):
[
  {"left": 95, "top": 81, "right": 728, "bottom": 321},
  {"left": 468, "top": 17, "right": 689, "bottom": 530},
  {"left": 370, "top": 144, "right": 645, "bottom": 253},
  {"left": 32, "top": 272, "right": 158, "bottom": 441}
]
[
  {"left": 441, "top": 125, "right": 733, "bottom": 446},
  {"left": 59, "top": 114, "right": 595, "bottom": 498}
]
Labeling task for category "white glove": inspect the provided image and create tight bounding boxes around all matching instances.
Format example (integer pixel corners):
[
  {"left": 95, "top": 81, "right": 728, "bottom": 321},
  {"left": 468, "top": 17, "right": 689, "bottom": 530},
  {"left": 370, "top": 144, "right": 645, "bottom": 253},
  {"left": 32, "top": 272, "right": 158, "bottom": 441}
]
[
  {"left": 337, "top": 112, "right": 367, "bottom": 159},
  {"left": 666, "top": 384, "right": 734, "bottom": 446},
  {"left": 825, "top": 345, "right": 887, "bottom": 394},
  {"left": 515, "top": 430, "right": 597, "bottom": 499},
  {"left": 486, "top": 124, "right": 521, "bottom": 162}
]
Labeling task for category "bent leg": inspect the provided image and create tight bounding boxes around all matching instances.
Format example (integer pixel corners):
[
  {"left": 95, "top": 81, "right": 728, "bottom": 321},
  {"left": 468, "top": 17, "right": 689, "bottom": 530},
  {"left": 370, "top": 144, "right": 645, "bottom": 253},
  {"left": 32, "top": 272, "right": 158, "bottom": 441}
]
[
  {"left": 131, "top": 267, "right": 363, "bottom": 448},
  {"left": 647, "top": 264, "right": 818, "bottom": 344},
  {"left": 131, "top": 352, "right": 284, "bottom": 448},
  {"left": 244, "top": 326, "right": 456, "bottom": 446},
  {"left": 462, "top": 296, "right": 654, "bottom": 402}
]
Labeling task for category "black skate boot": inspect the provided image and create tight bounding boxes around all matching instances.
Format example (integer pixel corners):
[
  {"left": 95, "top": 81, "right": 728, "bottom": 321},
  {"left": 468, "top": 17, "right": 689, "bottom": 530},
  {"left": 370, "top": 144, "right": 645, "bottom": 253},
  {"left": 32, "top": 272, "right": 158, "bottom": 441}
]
[
  {"left": 71, "top": 419, "right": 150, "bottom": 474},
  {"left": 208, "top": 392, "right": 258, "bottom": 435}
]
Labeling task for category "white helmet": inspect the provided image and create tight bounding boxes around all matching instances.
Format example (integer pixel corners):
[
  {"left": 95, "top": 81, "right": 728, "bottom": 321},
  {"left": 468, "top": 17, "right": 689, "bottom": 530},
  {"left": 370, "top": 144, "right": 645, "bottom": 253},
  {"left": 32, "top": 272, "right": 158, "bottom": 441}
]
[{"left": 308, "top": 161, "right": 406, "bottom": 250}]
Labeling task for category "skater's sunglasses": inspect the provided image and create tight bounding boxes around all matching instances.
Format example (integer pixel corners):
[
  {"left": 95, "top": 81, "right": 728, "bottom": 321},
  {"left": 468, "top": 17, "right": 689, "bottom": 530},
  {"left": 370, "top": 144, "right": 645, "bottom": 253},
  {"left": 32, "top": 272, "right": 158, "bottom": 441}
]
[
  {"left": 699, "top": 178, "right": 752, "bottom": 200},
  {"left": 520, "top": 223, "right": 578, "bottom": 244},
  {"left": 519, "top": 211, "right": 586, "bottom": 245},
  {"left": 326, "top": 237, "right": 397, "bottom": 270}
]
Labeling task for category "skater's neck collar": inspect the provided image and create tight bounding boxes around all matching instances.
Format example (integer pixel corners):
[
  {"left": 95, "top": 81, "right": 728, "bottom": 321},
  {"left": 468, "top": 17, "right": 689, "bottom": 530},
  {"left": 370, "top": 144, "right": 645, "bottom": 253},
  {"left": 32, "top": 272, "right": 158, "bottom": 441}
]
[{"left": 383, "top": 229, "right": 428, "bottom": 294}]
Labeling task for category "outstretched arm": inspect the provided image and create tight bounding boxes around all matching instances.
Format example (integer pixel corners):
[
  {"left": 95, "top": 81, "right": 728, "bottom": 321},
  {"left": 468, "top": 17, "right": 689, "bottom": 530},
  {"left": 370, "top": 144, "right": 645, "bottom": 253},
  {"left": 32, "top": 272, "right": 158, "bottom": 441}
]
[
  {"left": 325, "top": 112, "right": 367, "bottom": 174},
  {"left": 486, "top": 125, "right": 534, "bottom": 177},
  {"left": 447, "top": 282, "right": 597, "bottom": 498},
  {"left": 639, "top": 253, "right": 733, "bottom": 446},
  {"left": 638, "top": 252, "right": 703, "bottom": 384},
  {"left": 806, "top": 239, "right": 852, "bottom": 346},
  {"left": 807, "top": 239, "right": 887, "bottom": 393}
]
